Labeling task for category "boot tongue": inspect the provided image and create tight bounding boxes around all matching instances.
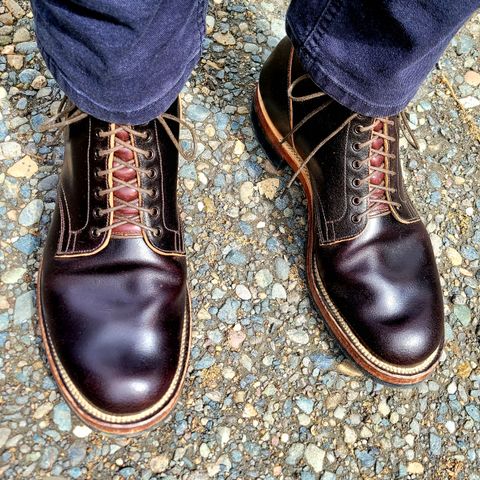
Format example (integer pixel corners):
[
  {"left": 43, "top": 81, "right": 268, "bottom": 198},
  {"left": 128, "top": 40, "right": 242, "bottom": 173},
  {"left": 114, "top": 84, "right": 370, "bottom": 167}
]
[
  {"left": 111, "top": 129, "right": 142, "bottom": 235},
  {"left": 368, "top": 120, "right": 389, "bottom": 216}
]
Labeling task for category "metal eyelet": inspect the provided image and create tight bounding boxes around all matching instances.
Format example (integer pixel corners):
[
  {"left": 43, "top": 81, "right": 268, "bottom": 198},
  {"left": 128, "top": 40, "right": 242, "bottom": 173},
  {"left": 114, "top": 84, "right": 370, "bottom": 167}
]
[
  {"left": 94, "top": 187, "right": 103, "bottom": 200},
  {"left": 353, "top": 125, "right": 363, "bottom": 134},
  {"left": 90, "top": 227, "right": 101, "bottom": 238},
  {"left": 94, "top": 128, "right": 104, "bottom": 139},
  {"left": 94, "top": 148, "right": 103, "bottom": 160},
  {"left": 93, "top": 207, "right": 103, "bottom": 219},
  {"left": 351, "top": 214, "right": 361, "bottom": 224},
  {"left": 147, "top": 168, "right": 157, "bottom": 179},
  {"left": 149, "top": 187, "right": 159, "bottom": 199},
  {"left": 142, "top": 130, "right": 153, "bottom": 143},
  {"left": 352, "top": 160, "right": 361, "bottom": 170},
  {"left": 150, "top": 207, "right": 160, "bottom": 218},
  {"left": 145, "top": 149, "right": 155, "bottom": 160},
  {"left": 352, "top": 178, "right": 361, "bottom": 188},
  {"left": 352, "top": 142, "right": 362, "bottom": 152},
  {"left": 94, "top": 167, "right": 103, "bottom": 179},
  {"left": 351, "top": 196, "right": 361, "bottom": 206},
  {"left": 152, "top": 227, "right": 163, "bottom": 237}
]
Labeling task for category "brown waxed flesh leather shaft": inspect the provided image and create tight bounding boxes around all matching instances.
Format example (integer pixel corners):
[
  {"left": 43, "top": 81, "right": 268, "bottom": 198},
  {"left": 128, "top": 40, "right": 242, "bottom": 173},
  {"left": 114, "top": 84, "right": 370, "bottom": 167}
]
[{"left": 256, "top": 37, "right": 444, "bottom": 377}]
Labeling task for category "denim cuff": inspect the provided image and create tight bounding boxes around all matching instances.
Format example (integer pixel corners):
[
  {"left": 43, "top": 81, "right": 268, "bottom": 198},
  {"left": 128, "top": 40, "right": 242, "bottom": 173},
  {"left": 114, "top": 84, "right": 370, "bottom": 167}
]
[
  {"left": 284, "top": 0, "right": 475, "bottom": 118},
  {"left": 285, "top": 21, "right": 411, "bottom": 117},
  {"left": 38, "top": 42, "right": 202, "bottom": 125}
]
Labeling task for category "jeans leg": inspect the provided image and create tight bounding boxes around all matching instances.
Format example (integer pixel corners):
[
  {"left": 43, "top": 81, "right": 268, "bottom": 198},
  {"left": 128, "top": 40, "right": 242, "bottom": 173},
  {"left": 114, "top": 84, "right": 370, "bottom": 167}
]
[
  {"left": 31, "top": 0, "right": 208, "bottom": 124},
  {"left": 286, "top": 0, "right": 480, "bottom": 116}
]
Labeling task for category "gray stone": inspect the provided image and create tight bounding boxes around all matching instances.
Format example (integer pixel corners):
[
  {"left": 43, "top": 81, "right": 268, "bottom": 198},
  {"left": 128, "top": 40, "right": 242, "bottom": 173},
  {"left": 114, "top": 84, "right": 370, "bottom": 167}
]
[
  {"left": 255, "top": 269, "right": 273, "bottom": 288},
  {"left": 0, "top": 427, "right": 11, "bottom": 449},
  {"left": 53, "top": 402, "right": 72, "bottom": 432},
  {"left": 39, "top": 446, "right": 59, "bottom": 470},
  {"left": 286, "top": 443, "right": 305, "bottom": 465},
  {"left": 186, "top": 104, "right": 210, "bottom": 122},
  {"left": 271, "top": 283, "right": 287, "bottom": 299},
  {"left": 38, "top": 174, "right": 59, "bottom": 191},
  {"left": 274, "top": 257, "right": 290, "bottom": 280},
  {"left": 218, "top": 299, "right": 240, "bottom": 324},
  {"left": 18, "top": 68, "right": 39, "bottom": 85},
  {"left": 296, "top": 397, "right": 314, "bottom": 414},
  {"left": 13, "top": 290, "right": 35, "bottom": 325},
  {"left": 18, "top": 199, "right": 44, "bottom": 226},
  {"left": 304, "top": 444, "right": 325, "bottom": 473},
  {"left": 429, "top": 432, "right": 442, "bottom": 456},
  {"left": 453, "top": 304, "right": 472, "bottom": 326}
]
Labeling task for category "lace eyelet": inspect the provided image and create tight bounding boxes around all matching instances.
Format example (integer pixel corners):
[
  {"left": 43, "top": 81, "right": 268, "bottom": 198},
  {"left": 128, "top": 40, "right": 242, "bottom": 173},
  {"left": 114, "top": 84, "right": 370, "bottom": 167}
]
[
  {"left": 353, "top": 125, "right": 363, "bottom": 135},
  {"left": 94, "top": 148, "right": 103, "bottom": 160},
  {"left": 142, "top": 130, "right": 153, "bottom": 143},
  {"left": 351, "top": 214, "right": 361, "bottom": 224},
  {"left": 145, "top": 149, "right": 155, "bottom": 160},
  {"left": 352, "top": 142, "right": 362, "bottom": 152},
  {"left": 149, "top": 187, "right": 159, "bottom": 199},
  {"left": 152, "top": 227, "right": 163, "bottom": 238},
  {"left": 150, "top": 207, "right": 160, "bottom": 217},
  {"left": 90, "top": 227, "right": 101, "bottom": 238},
  {"left": 94, "top": 167, "right": 103, "bottom": 179},
  {"left": 94, "top": 128, "right": 104, "bottom": 139},
  {"left": 92, "top": 207, "right": 103, "bottom": 219},
  {"left": 352, "top": 178, "right": 361, "bottom": 188},
  {"left": 146, "top": 168, "right": 157, "bottom": 179},
  {"left": 351, "top": 196, "right": 361, "bottom": 206},
  {"left": 94, "top": 187, "right": 103, "bottom": 200},
  {"left": 352, "top": 160, "right": 361, "bottom": 170}
]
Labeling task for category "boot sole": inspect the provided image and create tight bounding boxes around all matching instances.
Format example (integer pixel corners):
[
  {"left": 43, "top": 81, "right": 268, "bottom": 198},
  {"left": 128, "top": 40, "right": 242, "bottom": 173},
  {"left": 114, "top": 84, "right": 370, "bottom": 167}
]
[{"left": 251, "top": 84, "right": 442, "bottom": 386}]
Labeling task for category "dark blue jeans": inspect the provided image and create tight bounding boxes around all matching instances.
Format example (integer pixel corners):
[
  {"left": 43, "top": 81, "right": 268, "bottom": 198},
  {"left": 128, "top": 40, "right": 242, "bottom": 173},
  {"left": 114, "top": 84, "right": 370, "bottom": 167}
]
[{"left": 31, "top": 0, "right": 479, "bottom": 123}]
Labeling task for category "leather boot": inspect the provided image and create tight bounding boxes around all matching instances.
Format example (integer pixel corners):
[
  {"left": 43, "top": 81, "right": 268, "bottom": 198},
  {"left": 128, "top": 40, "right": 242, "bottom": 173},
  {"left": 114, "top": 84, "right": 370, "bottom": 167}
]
[
  {"left": 252, "top": 37, "right": 444, "bottom": 385},
  {"left": 38, "top": 98, "right": 193, "bottom": 433}
]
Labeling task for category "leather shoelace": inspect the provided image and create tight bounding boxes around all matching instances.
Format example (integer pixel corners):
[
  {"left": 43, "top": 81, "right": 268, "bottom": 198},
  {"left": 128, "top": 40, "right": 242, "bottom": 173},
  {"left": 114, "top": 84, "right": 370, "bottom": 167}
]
[
  {"left": 282, "top": 74, "right": 418, "bottom": 220},
  {"left": 40, "top": 98, "right": 196, "bottom": 236}
]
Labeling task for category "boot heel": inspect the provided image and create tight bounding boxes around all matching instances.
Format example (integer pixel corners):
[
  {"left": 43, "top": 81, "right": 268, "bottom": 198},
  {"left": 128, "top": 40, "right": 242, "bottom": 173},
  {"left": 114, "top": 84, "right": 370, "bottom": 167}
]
[{"left": 251, "top": 95, "right": 288, "bottom": 171}]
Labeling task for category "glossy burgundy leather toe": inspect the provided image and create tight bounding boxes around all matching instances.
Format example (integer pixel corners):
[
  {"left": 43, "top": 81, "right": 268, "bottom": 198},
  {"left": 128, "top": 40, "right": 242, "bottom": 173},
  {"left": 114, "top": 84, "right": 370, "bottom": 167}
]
[
  {"left": 41, "top": 238, "right": 187, "bottom": 415},
  {"left": 316, "top": 215, "right": 443, "bottom": 367}
]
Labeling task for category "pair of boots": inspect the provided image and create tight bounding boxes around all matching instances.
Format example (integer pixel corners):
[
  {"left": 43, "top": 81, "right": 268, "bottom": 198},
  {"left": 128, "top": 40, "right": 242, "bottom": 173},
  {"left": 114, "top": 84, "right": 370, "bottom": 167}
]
[{"left": 38, "top": 38, "right": 443, "bottom": 434}]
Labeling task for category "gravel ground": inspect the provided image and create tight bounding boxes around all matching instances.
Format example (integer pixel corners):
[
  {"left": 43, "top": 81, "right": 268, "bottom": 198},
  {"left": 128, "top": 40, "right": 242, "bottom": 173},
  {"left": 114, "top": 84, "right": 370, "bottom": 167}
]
[{"left": 1, "top": 1, "right": 479, "bottom": 479}]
